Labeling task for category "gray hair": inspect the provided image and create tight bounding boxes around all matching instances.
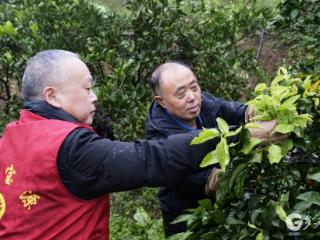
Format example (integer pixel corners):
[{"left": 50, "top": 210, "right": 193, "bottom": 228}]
[
  {"left": 149, "top": 61, "right": 191, "bottom": 96},
  {"left": 21, "top": 49, "right": 79, "bottom": 101}
]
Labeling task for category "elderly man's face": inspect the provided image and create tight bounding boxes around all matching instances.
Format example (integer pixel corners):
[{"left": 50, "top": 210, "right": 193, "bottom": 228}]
[
  {"left": 156, "top": 66, "right": 201, "bottom": 126},
  {"left": 55, "top": 57, "right": 97, "bottom": 125}
]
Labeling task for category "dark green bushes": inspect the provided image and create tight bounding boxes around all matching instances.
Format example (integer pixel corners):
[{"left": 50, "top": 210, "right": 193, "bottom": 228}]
[
  {"left": 272, "top": 0, "right": 320, "bottom": 72},
  {"left": 0, "top": 0, "right": 123, "bottom": 132},
  {"left": 0, "top": 0, "right": 275, "bottom": 137}
]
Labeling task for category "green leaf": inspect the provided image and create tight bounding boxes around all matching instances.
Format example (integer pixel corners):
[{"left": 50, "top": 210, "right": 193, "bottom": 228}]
[
  {"left": 256, "top": 232, "right": 263, "bottom": 240},
  {"left": 254, "top": 83, "right": 267, "bottom": 94},
  {"left": 293, "top": 201, "right": 313, "bottom": 212},
  {"left": 3, "top": 21, "right": 17, "bottom": 36},
  {"left": 4, "top": 51, "right": 13, "bottom": 63},
  {"left": 30, "top": 22, "right": 39, "bottom": 34},
  {"left": 226, "top": 216, "right": 246, "bottom": 225},
  {"left": 249, "top": 152, "right": 262, "bottom": 163},
  {"left": 268, "top": 144, "right": 283, "bottom": 164},
  {"left": 133, "top": 207, "right": 150, "bottom": 226},
  {"left": 216, "top": 118, "right": 229, "bottom": 136},
  {"left": 279, "top": 139, "right": 294, "bottom": 156},
  {"left": 282, "top": 95, "right": 300, "bottom": 105},
  {"left": 200, "top": 150, "right": 219, "bottom": 168},
  {"left": 216, "top": 138, "right": 230, "bottom": 172},
  {"left": 290, "top": 9, "right": 299, "bottom": 19},
  {"left": 302, "top": 75, "right": 312, "bottom": 91},
  {"left": 248, "top": 222, "right": 259, "bottom": 229},
  {"left": 216, "top": 171, "right": 232, "bottom": 206},
  {"left": 245, "top": 122, "right": 262, "bottom": 129},
  {"left": 212, "top": 209, "right": 226, "bottom": 224},
  {"left": 250, "top": 207, "right": 263, "bottom": 224},
  {"left": 198, "top": 199, "right": 212, "bottom": 209},
  {"left": 229, "top": 163, "right": 248, "bottom": 190},
  {"left": 172, "top": 213, "right": 194, "bottom": 224},
  {"left": 274, "top": 124, "right": 294, "bottom": 134},
  {"left": 191, "top": 128, "right": 220, "bottom": 145},
  {"left": 275, "top": 204, "right": 287, "bottom": 222},
  {"left": 226, "top": 125, "right": 242, "bottom": 137},
  {"left": 292, "top": 114, "right": 312, "bottom": 127},
  {"left": 297, "top": 191, "right": 320, "bottom": 206},
  {"left": 307, "top": 168, "right": 320, "bottom": 182},
  {"left": 241, "top": 137, "right": 261, "bottom": 155},
  {"left": 277, "top": 108, "right": 295, "bottom": 124},
  {"left": 277, "top": 67, "right": 288, "bottom": 76},
  {"left": 270, "top": 85, "right": 289, "bottom": 99},
  {"left": 234, "top": 168, "right": 248, "bottom": 198},
  {"left": 167, "top": 232, "right": 192, "bottom": 240}
]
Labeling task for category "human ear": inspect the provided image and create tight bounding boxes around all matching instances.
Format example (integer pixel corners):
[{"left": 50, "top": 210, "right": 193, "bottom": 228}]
[
  {"left": 43, "top": 86, "right": 61, "bottom": 108},
  {"left": 154, "top": 95, "right": 166, "bottom": 109}
]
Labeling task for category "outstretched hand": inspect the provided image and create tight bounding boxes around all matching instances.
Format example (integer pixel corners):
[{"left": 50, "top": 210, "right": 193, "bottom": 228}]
[
  {"left": 249, "top": 120, "right": 288, "bottom": 145},
  {"left": 205, "top": 168, "right": 221, "bottom": 197}
]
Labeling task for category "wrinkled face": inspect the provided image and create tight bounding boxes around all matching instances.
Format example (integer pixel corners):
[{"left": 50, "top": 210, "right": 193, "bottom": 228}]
[
  {"left": 55, "top": 57, "right": 97, "bottom": 125},
  {"left": 156, "top": 65, "right": 201, "bottom": 126}
]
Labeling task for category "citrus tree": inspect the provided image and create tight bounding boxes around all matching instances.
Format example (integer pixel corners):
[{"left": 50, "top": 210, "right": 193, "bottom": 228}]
[{"left": 175, "top": 68, "right": 320, "bottom": 240}]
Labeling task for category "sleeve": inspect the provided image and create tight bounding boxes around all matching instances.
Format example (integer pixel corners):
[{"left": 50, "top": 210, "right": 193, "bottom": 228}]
[
  {"left": 203, "top": 92, "right": 247, "bottom": 126},
  {"left": 174, "top": 168, "right": 212, "bottom": 198},
  {"left": 57, "top": 128, "right": 220, "bottom": 200}
]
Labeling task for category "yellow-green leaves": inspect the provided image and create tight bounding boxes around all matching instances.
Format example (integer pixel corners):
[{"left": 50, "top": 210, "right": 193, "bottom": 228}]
[
  {"left": 268, "top": 144, "right": 282, "bottom": 164},
  {"left": 216, "top": 118, "right": 229, "bottom": 135},
  {"left": 0, "top": 21, "right": 17, "bottom": 37},
  {"left": 248, "top": 222, "right": 263, "bottom": 240},
  {"left": 216, "top": 138, "right": 230, "bottom": 172},
  {"left": 241, "top": 138, "right": 261, "bottom": 155},
  {"left": 191, "top": 128, "right": 219, "bottom": 144},
  {"left": 200, "top": 150, "right": 218, "bottom": 168},
  {"left": 30, "top": 23, "right": 39, "bottom": 35},
  {"left": 254, "top": 83, "right": 267, "bottom": 95},
  {"left": 274, "top": 124, "right": 294, "bottom": 134},
  {"left": 255, "top": 232, "right": 263, "bottom": 240},
  {"left": 275, "top": 204, "right": 287, "bottom": 222},
  {"left": 191, "top": 118, "right": 241, "bottom": 171}
]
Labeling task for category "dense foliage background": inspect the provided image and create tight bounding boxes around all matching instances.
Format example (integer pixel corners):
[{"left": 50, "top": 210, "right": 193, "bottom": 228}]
[{"left": 0, "top": 0, "right": 319, "bottom": 239}]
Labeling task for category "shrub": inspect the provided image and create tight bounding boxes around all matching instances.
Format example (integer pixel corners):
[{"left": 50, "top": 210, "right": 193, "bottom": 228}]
[
  {"left": 272, "top": 0, "right": 320, "bottom": 72},
  {"left": 177, "top": 68, "right": 320, "bottom": 239}
]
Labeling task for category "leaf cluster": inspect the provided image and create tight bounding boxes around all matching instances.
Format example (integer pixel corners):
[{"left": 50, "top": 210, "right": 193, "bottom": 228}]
[{"left": 181, "top": 68, "right": 320, "bottom": 239}]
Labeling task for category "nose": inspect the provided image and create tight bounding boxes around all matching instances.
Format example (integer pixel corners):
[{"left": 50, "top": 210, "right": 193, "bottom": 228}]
[
  {"left": 91, "top": 90, "right": 98, "bottom": 103},
  {"left": 186, "top": 90, "right": 195, "bottom": 103}
]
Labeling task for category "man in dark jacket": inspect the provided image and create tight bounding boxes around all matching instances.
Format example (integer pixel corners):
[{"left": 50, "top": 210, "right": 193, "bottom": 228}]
[{"left": 144, "top": 62, "right": 262, "bottom": 236}]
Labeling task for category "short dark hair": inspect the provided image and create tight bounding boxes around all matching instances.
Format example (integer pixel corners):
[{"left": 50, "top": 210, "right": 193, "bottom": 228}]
[{"left": 149, "top": 61, "right": 191, "bottom": 96}]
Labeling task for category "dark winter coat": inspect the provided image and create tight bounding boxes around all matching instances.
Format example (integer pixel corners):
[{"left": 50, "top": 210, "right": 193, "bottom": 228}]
[{"left": 144, "top": 92, "right": 247, "bottom": 236}]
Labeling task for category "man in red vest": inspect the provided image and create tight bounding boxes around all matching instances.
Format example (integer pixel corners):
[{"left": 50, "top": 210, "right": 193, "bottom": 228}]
[{"left": 0, "top": 50, "right": 285, "bottom": 239}]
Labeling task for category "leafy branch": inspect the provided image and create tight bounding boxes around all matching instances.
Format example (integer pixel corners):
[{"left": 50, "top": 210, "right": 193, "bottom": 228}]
[{"left": 179, "top": 68, "right": 320, "bottom": 240}]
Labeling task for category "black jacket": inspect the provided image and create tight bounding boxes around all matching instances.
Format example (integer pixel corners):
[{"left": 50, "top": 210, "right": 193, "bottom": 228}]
[
  {"left": 144, "top": 92, "right": 246, "bottom": 236},
  {"left": 23, "top": 100, "right": 220, "bottom": 200}
]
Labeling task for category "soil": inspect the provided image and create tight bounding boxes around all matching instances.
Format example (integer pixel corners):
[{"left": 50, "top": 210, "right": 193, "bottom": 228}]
[{"left": 239, "top": 31, "right": 290, "bottom": 101}]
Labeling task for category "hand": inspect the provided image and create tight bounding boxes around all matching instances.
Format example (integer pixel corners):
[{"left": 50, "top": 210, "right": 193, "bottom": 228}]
[
  {"left": 205, "top": 168, "right": 221, "bottom": 197},
  {"left": 249, "top": 120, "right": 288, "bottom": 145},
  {"left": 245, "top": 105, "right": 256, "bottom": 123}
]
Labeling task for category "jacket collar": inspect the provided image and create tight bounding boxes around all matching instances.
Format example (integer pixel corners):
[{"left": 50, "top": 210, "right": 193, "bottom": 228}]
[
  {"left": 147, "top": 101, "right": 203, "bottom": 133},
  {"left": 164, "top": 109, "right": 203, "bottom": 131},
  {"left": 23, "top": 100, "right": 78, "bottom": 123}
]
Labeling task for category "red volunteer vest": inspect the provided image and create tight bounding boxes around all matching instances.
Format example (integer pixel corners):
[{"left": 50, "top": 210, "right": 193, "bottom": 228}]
[{"left": 0, "top": 110, "right": 109, "bottom": 239}]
